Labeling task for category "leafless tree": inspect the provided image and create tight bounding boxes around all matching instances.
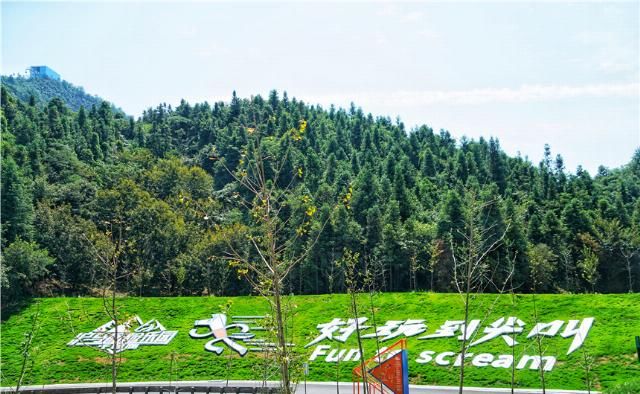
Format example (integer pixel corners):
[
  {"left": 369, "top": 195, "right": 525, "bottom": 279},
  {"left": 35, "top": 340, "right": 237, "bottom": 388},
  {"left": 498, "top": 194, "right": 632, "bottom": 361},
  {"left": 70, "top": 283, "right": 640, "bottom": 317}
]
[
  {"left": 364, "top": 259, "right": 383, "bottom": 364},
  {"left": 11, "top": 302, "right": 41, "bottom": 393},
  {"left": 619, "top": 229, "right": 640, "bottom": 293},
  {"left": 217, "top": 120, "right": 330, "bottom": 394},
  {"left": 450, "top": 192, "right": 509, "bottom": 394},
  {"left": 85, "top": 221, "right": 127, "bottom": 394},
  {"left": 504, "top": 252, "right": 520, "bottom": 394},
  {"left": 528, "top": 243, "right": 555, "bottom": 394},
  {"left": 428, "top": 239, "right": 444, "bottom": 292},
  {"left": 579, "top": 341, "right": 595, "bottom": 393},
  {"left": 338, "top": 249, "right": 369, "bottom": 394},
  {"left": 530, "top": 291, "right": 547, "bottom": 394}
]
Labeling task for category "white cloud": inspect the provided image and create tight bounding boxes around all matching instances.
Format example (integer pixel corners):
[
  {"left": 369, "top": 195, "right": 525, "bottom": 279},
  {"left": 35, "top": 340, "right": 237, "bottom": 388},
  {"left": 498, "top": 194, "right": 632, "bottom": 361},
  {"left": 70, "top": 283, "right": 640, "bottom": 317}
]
[
  {"left": 196, "top": 42, "right": 225, "bottom": 58},
  {"left": 597, "top": 43, "right": 638, "bottom": 74},
  {"left": 375, "top": 33, "right": 390, "bottom": 45},
  {"left": 404, "top": 11, "right": 423, "bottom": 21},
  {"left": 575, "top": 30, "right": 639, "bottom": 76},
  {"left": 179, "top": 26, "right": 198, "bottom": 39},
  {"left": 376, "top": 3, "right": 401, "bottom": 17},
  {"left": 417, "top": 28, "right": 439, "bottom": 40},
  {"left": 375, "top": 4, "right": 423, "bottom": 21},
  {"left": 301, "top": 83, "right": 640, "bottom": 107}
]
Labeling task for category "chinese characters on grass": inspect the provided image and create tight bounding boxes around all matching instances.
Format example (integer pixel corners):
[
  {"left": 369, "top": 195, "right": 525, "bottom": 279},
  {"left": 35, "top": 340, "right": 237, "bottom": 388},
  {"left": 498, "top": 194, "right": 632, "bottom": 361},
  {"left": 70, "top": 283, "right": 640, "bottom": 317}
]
[
  {"left": 67, "top": 313, "right": 594, "bottom": 371},
  {"left": 67, "top": 315, "right": 177, "bottom": 354},
  {"left": 305, "top": 316, "right": 594, "bottom": 371}
]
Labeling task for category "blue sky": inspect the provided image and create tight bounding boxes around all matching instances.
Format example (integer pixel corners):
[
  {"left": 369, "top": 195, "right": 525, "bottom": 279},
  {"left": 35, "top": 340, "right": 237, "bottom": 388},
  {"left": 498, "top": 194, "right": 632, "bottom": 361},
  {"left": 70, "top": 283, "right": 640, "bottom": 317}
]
[{"left": 2, "top": 1, "right": 638, "bottom": 173}]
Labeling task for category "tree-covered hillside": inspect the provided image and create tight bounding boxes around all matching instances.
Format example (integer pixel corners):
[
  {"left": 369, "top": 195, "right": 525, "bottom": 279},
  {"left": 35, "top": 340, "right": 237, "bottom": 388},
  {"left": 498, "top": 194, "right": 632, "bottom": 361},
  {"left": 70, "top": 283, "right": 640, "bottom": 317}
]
[
  {"left": 1, "top": 75, "right": 117, "bottom": 113},
  {"left": 1, "top": 88, "right": 639, "bottom": 308}
]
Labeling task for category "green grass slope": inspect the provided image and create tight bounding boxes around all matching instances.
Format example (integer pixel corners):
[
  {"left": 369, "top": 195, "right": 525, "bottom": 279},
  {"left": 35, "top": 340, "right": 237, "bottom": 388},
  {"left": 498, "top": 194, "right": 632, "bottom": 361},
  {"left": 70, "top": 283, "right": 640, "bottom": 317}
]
[{"left": 1, "top": 293, "right": 638, "bottom": 391}]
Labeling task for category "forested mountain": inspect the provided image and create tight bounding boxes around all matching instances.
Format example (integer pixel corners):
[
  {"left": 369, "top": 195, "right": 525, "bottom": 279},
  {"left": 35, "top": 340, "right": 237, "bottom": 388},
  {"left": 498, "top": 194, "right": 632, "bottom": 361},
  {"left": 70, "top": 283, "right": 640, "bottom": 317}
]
[
  {"left": 1, "top": 75, "right": 117, "bottom": 113},
  {"left": 2, "top": 87, "right": 639, "bottom": 309}
]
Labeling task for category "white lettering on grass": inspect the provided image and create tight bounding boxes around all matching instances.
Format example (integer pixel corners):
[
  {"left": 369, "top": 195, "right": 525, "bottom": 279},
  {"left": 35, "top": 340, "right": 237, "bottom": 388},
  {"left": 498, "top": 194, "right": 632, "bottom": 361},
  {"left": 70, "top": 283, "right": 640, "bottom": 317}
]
[
  {"left": 308, "top": 345, "right": 361, "bottom": 362},
  {"left": 491, "top": 355, "right": 514, "bottom": 368},
  {"left": 453, "top": 352, "right": 474, "bottom": 366},
  {"left": 343, "top": 348, "right": 361, "bottom": 361},
  {"left": 411, "top": 351, "right": 555, "bottom": 371},
  {"left": 472, "top": 353, "right": 494, "bottom": 367},
  {"left": 435, "top": 351, "right": 456, "bottom": 366},
  {"left": 516, "top": 355, "right": 556, "bottom": 371},
  {"left": 309, "top": 345, "right": 331, "bottom": 361},
  {"left": 326, "top": 349, "right": 347, "bottom": 362},
  {"left": 562, "top": 318, "right": 594, "bottom": 354},
  {"left": 415, "top": 350, "right": 435, "bottom": 364}
]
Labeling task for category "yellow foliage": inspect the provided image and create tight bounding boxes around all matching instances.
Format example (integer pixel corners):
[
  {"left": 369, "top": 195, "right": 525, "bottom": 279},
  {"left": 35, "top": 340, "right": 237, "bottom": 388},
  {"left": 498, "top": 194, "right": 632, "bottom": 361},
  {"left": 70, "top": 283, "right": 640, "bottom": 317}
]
[
  {"left": 290, "top": 119, "right": 307, "bottom": 142},
  {"left": 341, "top": 184, "right": 353, "bottom": 209},
  {"left": 305, "top": 205, "right": 316, "bottom": 217},
  {"left": 237, "top": 268, "right": 249, "bottom": 276}
]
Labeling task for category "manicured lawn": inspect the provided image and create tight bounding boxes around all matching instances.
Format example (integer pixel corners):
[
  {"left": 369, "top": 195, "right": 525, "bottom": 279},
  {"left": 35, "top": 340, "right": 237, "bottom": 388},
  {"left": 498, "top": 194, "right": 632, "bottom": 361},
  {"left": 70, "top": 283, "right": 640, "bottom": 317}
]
[{"left": 1, "top": 293, "right": 638, "bottom": 391}]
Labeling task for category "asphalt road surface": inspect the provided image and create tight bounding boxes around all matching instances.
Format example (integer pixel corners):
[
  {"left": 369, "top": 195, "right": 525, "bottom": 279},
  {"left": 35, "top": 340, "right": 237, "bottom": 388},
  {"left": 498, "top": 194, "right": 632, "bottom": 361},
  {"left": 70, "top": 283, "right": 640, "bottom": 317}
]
[{"left": 1, "top": 380, "right": 599, "bottom": 394}]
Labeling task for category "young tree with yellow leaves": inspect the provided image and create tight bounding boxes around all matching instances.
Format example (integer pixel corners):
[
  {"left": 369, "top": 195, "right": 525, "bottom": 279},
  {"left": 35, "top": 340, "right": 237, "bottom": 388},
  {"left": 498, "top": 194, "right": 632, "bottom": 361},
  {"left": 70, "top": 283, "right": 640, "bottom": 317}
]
[{"left": 217, "top": 118, "right": 327, "bottom": 394}]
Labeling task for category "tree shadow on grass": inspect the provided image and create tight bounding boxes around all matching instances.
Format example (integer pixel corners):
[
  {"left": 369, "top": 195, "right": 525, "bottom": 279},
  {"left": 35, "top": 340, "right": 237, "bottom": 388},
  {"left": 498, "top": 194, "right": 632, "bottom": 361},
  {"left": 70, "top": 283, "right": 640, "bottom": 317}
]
[{"left": 1, "top": 297, "right": 36, "bottom": 322}]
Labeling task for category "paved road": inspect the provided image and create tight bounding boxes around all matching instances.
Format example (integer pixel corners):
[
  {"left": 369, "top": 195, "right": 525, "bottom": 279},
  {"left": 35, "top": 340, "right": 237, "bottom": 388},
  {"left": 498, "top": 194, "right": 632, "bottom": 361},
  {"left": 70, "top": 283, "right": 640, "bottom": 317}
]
[{"left": 1, "top": 380, "right": 599, "bottom": 394}]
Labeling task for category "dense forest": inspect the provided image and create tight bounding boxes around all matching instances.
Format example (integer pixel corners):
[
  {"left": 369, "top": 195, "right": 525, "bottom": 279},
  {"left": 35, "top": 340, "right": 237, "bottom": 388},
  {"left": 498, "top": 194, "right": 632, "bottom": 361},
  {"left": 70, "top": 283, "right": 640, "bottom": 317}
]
[{"left": 1, "top": 86, "right": 639, "bottom": 309}]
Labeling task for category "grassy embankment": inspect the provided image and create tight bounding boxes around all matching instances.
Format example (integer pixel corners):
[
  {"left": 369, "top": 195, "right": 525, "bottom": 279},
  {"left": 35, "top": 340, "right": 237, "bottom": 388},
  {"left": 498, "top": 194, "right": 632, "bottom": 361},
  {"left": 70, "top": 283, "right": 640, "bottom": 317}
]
[{"left": 1, "top": 293, "right": 639, "bottom": 391}]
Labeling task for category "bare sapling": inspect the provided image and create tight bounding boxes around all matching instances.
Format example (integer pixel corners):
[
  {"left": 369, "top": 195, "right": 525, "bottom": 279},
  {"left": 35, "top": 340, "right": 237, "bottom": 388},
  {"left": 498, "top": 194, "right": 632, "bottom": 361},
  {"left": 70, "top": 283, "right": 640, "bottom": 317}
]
[
  {"left": 85, "top": 221, "right": 127, "bottom": 394},
  {"left": 13, "top": 302, "right": 41, "bottom": 394},
  {"left": 338, "top": 249, "right": 369, "bottom": 394},
  {"left": 451, "top": 192, "right": 509, "bottom": 394},
  {"left": 217, "top": 119, "right": 330, "bottom": 394}
]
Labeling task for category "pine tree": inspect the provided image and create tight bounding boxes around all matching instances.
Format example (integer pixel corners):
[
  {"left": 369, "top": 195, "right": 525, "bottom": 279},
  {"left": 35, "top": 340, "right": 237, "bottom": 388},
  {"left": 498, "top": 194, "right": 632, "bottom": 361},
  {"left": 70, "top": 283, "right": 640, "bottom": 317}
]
[{"left": 1, "top": 157, "right": 34, "bottom": 244}]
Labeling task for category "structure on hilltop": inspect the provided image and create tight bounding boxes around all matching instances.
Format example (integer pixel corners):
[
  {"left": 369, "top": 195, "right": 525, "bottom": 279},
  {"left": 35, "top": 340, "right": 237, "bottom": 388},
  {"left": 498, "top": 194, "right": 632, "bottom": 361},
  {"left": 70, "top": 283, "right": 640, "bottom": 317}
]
[{"left": 28, "top": 65, "right": 60, "bottom": 81}]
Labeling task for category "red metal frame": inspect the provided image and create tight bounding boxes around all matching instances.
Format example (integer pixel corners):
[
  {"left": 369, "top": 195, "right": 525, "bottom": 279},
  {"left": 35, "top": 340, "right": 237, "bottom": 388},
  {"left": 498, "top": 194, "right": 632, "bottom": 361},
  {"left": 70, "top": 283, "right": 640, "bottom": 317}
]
[{"left": 352, "top": 339, "right": 408, "bottom": 394}]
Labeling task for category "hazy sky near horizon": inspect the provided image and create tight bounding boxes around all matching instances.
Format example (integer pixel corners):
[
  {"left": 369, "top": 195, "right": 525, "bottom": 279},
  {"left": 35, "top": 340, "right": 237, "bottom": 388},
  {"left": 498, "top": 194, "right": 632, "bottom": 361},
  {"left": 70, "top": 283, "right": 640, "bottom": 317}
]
[{"left": 2, "top": 1, "right": 639, "bottom": 173}]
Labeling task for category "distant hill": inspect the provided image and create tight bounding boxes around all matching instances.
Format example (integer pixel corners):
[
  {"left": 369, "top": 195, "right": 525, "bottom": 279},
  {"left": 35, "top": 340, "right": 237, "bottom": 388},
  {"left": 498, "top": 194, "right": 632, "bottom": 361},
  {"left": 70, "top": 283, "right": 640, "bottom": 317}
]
[{"left": 0, "top": 75, "right": 121, "bottom": 113}]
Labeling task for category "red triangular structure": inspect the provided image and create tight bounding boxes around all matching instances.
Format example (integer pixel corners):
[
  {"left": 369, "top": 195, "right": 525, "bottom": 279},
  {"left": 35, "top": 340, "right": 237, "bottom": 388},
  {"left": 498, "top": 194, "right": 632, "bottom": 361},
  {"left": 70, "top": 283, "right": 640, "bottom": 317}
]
[
  {"left": 369, "top": 351, "right": 405, "bottom": 394},
  {"left": 352, "top": 339, "right": 409, "bottom": 394}
]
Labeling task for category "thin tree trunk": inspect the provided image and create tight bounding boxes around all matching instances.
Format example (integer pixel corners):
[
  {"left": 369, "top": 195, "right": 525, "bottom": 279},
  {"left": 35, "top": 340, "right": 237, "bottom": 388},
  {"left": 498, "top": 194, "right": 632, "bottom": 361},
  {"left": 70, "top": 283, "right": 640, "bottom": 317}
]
[
  {"left": 368, "top": 291, "right": 382, "bottom": 358},
  {"left": 510, "top": 275, "right": 516, "bottom": 394},
  {"left": 111, "top": 269, "right": 118, "bottom": 394},
  {"left": 532, "top": 292, "right": 546, "bottom": 394},
  {"left": 458, "top": 223, "right": 474, "bottom": 394},
  {"left": 299, "top": 264, "right": 303, "bottom": 295},
  {"left": 15, "top": 303, "right": 40, "bottom": 393},
  {"left": 351, "top": 292, "right": 368, "bottom": 394},
  {"left": 458, "top": 278, "right": 471, "bottom": 394},
  {"left": 511, "top": 324, "right": 516, "bottom": 394},
  {"left": 625, "top": 256, "right": 633, "bottom": 293},
  {"left": 582, "top": 345, "right": 592, "bottom": 393},
  {"left": 273, "top": 276, "right": 291, "bottom": 394},
  {"left": 336, "top": 346, "right": 341, "bottom": 394}
]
